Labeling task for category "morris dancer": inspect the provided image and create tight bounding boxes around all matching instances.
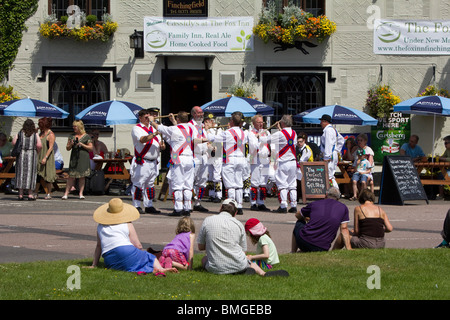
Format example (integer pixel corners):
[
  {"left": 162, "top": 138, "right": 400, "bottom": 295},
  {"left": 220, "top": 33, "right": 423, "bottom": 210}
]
[
  {"left": 149, "top": 111, "right": 197, "bottom": 216},
  {"left": 261, "top": 115, "right": 297, "bottom": 213},
  {"left": 205, "top": 111, "right": 248, "bottom": 215},
  {"left": 204, "top": 112, "right": 223, "bottom": 203},
  {"left": 248, "top": 114, "right": 271, "bottom": 211},
  {"left": 189, "top": 106, "right": 209, "bottom": 212},
  {"left": 130, "top": 109, "right": 164, "bottom": 214}
]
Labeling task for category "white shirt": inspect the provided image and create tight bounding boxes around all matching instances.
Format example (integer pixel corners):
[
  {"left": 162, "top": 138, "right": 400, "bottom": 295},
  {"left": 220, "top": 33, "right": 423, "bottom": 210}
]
[
  {"left": 248, "top": 128, "right": 271, "bottom": 165},
  {"left": 208, "top": 126, "right": 248, "bottom": 158},
  {"left": 320, "top": 124, "right": 345, "bottom": 161},
  {"left": 158, "top": 123, "right": 194, "bottom": 158},
  {"left": 263, "top": 127, "right": 297, "bottom": 162},
  {"left": 188, "top": 119, "right": 208, "bottom": 159},
  {"left": 131, "top": 122, "right": 161, "bottom": 160},
  {"left": 97, "top": 223, "right": 133, "bottom": 255}
]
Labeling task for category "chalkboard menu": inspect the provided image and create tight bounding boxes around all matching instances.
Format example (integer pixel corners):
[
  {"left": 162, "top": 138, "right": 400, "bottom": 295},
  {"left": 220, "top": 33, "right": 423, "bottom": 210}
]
[
  {"left": 299, "top": 161, "right": 329, "bottom": 204},
  {"left": 378, "top": 156, "right": 428, "bottom": 205}
]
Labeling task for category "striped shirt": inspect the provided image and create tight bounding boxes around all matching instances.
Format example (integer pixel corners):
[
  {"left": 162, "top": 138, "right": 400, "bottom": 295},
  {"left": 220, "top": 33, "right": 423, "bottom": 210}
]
[{"left": 197, "top": 212, "right": 248, "bottom": 274}]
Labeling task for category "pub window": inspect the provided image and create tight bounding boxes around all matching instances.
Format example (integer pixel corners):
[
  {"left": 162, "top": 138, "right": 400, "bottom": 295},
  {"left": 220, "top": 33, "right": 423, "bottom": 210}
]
[
  {"left": 49, "top": 0, "right": 110, "bottom": 21},
  {"left": 49, "top": 73, "right": 110, "bottom": 129},
  {"left": 263, "top": 73, "right": 325, "bottom": 126},
  {"left": 263, "top": 0, "right": 325, "bottom": 16}
]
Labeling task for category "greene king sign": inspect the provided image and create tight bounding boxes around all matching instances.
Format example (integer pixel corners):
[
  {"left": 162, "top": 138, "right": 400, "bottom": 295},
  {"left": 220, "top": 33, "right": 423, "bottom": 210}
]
[
  {"left": 144, "top": 16, "right": 254, "bottom": 52},
  {"left": 374, "top": 19, "right": 450, "bottom": 55}
]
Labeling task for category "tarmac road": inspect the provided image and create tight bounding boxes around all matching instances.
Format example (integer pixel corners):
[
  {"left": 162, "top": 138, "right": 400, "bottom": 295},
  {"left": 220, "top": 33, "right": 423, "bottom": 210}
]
[{"left": 0, "top": 190, "right": 448, "bottom": 264}]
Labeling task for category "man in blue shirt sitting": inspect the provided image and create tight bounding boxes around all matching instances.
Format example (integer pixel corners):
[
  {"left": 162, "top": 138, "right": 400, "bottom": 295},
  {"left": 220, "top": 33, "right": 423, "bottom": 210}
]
[{"left": 400, "top": 134, "right": 426, "bottom": 162}]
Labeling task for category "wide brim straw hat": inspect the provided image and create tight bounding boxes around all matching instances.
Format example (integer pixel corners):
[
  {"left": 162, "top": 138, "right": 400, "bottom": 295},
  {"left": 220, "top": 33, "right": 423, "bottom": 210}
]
[{"left": 93, "top": 198, "right": 140, "bottom": 225}]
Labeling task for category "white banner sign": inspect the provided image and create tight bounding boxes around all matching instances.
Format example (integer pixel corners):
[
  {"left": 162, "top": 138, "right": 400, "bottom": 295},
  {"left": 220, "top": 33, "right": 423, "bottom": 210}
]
[
  {"left": 144, "top": 16, "right": 254, "bottom": 52},
  {"left": 374, "top": 19, "right": 450, "bottom": 55}
]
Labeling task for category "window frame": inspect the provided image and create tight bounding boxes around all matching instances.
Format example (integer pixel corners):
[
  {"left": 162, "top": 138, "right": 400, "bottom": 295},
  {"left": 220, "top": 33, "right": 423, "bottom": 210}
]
[
  {"left": 262, "top": 0, "right": 326, "bottom": 16},
  {"left": 262, "top": 72, "right": 326, "bottom": 129},
  {"left": 49, "top": 72, "right": 111, "bottom": 132},
  {"left": 48, "top": 0, "right": 110, "bottom": 21}
]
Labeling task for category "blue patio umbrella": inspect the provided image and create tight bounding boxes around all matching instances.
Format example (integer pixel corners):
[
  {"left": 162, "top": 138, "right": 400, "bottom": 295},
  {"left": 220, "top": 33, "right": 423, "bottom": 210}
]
[
  {"left": 75, "top": 100, "right": 144, "bottom": 151},
  {"left": 0, "top": 98, "right": 69, "bottom": 119},
  {"left": 394, "top": 95, "right": 450, "bottom": 159},
  {"left": 293, "top": 104, "right": 378, "bottom": 126},
  {"left": 393, "top": 95, "right": 450, "bottom": 116},
  {"left": 200, "top": 96, "right": 274, "bottom": 117},
  {"left": 75, "top": 100, "right": 143, "bottom": 125}
]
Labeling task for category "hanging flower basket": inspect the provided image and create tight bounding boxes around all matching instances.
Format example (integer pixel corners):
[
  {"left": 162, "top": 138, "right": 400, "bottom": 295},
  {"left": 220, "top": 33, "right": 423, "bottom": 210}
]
[
  {"left": 417, "top": 85, "right": 450, "bottom": 98},
  {"left": 39, "top": 21, "right": 118, "bottom": 42},
  {"left": 365, "top": 85, "right": 401, "bottom": 119},
  {"left": 253, "top": 2, "right": 337, "bottom": 45}
]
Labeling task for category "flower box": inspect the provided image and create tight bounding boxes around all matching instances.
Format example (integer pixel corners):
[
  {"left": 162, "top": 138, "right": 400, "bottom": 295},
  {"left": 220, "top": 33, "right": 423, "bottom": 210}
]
[
  {"left": 253, "top": 3, "right": 336, "bottom": 46},
  {"left": 39, "top": 21, "right": 118, "bottom": 42}
]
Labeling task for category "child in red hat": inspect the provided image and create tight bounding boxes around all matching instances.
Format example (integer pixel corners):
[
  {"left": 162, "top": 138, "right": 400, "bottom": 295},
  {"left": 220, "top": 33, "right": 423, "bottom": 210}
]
[{"left": 244, "top": 218, "right": 280, "bottom": 270}]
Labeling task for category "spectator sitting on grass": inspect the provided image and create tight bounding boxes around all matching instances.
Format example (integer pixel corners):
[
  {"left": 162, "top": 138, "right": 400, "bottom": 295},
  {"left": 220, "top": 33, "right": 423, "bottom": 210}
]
[
  {"left": 197, "top": 198, "right": 289, "bottom": 277},
  {"left": 291, "top": 187, "right": 351, "bottom": 252}
]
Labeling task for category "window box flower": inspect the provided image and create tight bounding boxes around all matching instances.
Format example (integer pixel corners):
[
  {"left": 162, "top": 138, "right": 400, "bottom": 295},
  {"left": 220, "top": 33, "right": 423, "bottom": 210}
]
[
  {"left": 253, "top": 2, "right": 336, "bottom": 45},
  {"left": 39, "top": 20, "right": 118, "bottom": 42}
]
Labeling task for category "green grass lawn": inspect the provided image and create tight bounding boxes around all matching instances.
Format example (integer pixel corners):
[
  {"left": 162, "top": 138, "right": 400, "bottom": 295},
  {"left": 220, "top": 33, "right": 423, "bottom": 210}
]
[{"left": 0, "top": 249, "right": 448, "bottom": 300}]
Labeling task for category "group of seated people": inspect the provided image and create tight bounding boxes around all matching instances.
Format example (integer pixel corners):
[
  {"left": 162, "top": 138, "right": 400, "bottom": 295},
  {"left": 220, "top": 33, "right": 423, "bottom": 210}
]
[{"left": 400, "top": 134, "right": 450, "bottom": 200}]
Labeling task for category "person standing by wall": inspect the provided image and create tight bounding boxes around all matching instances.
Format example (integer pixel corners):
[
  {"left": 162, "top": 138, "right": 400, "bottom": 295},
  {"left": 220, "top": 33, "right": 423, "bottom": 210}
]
[
  {"left": 62, "top": 120, "right": 93, "bottom": 200},
  {"left": 36, "top": 117, "right": 57, "bottom": 200},
  {"left": 13, "top": 119, "right": 42, "bottom": 200}
]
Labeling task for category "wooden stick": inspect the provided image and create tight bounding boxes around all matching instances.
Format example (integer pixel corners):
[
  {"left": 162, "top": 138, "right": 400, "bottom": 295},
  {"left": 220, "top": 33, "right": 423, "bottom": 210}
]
[
  {"left": 154, "top": 113, "right": 179, "bottom": 119},
  {"left": 267, "top": 121, "right": 279, "bottom": 130}
]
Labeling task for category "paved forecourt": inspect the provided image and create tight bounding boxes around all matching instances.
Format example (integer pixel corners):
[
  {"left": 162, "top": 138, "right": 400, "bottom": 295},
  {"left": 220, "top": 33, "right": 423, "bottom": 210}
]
[{"left": 0, "top": 190, "right": 448, "bottom": 264}]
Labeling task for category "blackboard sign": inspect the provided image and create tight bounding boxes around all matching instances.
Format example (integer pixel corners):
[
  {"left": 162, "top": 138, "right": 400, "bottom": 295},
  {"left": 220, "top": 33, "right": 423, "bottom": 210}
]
[
  {"left": 300, "top": 161, "right": 329, "bottom": 204},
  {"left": 379, "top": 156, "right": 428, "bottom": 205}
]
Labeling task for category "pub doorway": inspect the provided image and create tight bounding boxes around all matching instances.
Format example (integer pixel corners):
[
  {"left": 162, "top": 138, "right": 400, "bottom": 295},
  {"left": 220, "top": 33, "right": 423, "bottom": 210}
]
[{"left": 160, "top": 69, "right": 212, "bottom": 168}]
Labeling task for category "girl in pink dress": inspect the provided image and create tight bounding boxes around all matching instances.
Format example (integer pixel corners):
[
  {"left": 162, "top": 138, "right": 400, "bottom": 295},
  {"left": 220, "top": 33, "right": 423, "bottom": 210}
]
[{"left": 159, "top": 217, "right": 196, "bottom": 270}]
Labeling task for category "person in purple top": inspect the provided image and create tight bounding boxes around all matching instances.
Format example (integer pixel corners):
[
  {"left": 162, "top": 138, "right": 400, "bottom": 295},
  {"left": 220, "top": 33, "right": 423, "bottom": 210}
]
[
  {"left": 159, "top": 217, "right": 196, "bottom": 270},
  {"left": 291, "top": 187, "right": 352, "bottom": 252}
]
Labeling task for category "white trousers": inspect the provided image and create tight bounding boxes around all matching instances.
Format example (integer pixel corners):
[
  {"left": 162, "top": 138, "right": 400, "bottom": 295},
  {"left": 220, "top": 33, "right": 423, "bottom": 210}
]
[
  {"left": 130, "top": 159, "right": 158, "bottom": 208},
  {"left": 328, "top": 151, "right": 339, "bottom": 189},
  {"left": 207, "top": 160, "right": 222, "bottom": 199},
  {"left": 193, "top": 158, "right": 209, "bottom": 205},
  {"left": 222, "top": 157, "right": 245, "bottom": 208},
  {"left": 167, "top": 156, "right": 194, "bottom": 212},
  {"left": 275, "top": 160, "right": 297, "bottom": 208},
  {"left": 250, "top": 162, "right": 270, "bottom": 205}
]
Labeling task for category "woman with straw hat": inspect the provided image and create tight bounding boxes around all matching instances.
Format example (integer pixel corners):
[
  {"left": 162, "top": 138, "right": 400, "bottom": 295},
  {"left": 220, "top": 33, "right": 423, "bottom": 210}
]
[{"left": 88, "top": 198, "right": 178, "bottom": 276}]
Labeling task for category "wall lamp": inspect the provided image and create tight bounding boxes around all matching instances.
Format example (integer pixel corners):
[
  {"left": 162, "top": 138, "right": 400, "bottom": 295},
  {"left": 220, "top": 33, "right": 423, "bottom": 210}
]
[{"left": 130, "top": 29, "right": 144, "bottom": 58}]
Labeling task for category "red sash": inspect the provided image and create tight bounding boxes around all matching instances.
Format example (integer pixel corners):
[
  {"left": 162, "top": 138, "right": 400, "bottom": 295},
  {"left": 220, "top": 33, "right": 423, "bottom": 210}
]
[
  {"left": 170, "top": 124, "right": 193, "bottom": 165},
  {"left": 277, "top": 129, "right": 296, "bottom": 159},
  {"left": 223, "top": 128, "right": 244, "bottom": 163},
  {"left": 134, "top": 124, "right": 157, "bottom": 165},
  {"left": 189, "top": 120, "right": 206, "bottom": 139}
]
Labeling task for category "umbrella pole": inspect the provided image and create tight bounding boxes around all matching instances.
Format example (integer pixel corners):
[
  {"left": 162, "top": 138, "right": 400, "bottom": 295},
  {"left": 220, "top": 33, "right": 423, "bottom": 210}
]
[
  {"left": 432, "top": 114, "right": 436, "bottom": 163},
  {"left": 114, "top": 125, "right": 117, "bottom": 154}
]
